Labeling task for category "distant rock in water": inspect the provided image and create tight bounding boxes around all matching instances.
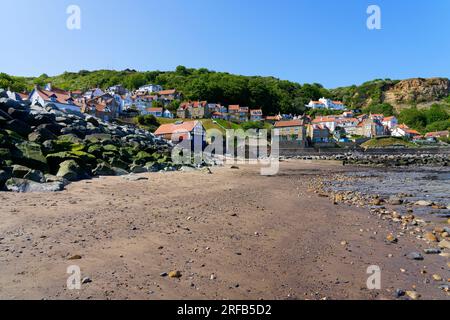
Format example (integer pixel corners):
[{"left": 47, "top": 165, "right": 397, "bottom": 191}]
[{"left": 0, "top": 90, "right": 179, "bottom": 192}]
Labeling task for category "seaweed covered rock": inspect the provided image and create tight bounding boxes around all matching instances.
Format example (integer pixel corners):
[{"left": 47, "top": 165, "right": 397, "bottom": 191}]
[{"left": 56, "top": 160, "right": 88, "bottom": 182}]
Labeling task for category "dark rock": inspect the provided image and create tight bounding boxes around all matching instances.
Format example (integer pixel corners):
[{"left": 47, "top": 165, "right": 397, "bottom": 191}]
[
  {"left": 28, "top": 127, "right": 57, "bottom": 144},
  {"left": 56, "top": 160, "right": 88, "bottom": 182},
  {"left": 11, "top": 141, "right": 48, "bottom": 172},
  {"left": 7, "top": 107, "right": 29, "bottom": 122},
  {"left": 423, "top": 248, "right": 441, "bottom": 255},
  {"left": 4, "top": 119, "right": 32, "bottom": 137},
  {"left": 406, "top": 252, "right": 424, "bottom": 260},
  {"left": 12, "top": 165, "right": 32, "bottom": 178},
  {"left": 92, "top": 163, "right": 116, "bottom": 176},
  {"left": 36, "top": 123, "right": 62, "bottom": 135},
  {"left": 23, "top": 169, "right": 45, "bottom": 183}
]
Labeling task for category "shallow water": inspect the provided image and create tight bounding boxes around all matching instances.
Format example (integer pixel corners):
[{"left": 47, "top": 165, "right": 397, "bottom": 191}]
[{"left": 326, "top": 167, "right": 450, "bottom": 218}]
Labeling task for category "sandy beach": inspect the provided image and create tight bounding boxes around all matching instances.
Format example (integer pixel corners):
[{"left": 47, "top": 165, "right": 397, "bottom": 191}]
[{"left": 0, "top": 160, "right": 448, "bottom": 300}]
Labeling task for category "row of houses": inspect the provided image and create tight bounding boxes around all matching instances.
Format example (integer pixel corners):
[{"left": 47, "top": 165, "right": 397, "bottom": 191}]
[
  {"left": 274, "top": 111, "right": 449, "bottom": 145},
  {"left": 8, "top": 83, "right": 181, "bottom": 121},
  {"left": 176, "top": 102, "right": 264, "bottom": 122}
]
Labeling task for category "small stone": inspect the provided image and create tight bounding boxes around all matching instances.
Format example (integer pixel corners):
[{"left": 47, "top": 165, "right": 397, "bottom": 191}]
[
  {"left": 230, "top": 166, "right": 240, "bottom": 170},
  {"left": 415, "top": 200, "right": 432, "bottom": 207},
  {"left": 160, "top": 272, "right": 168, "bottom": 277},
  {"left": 424, "top": 232, "right": 438, "bottom": 242},
  {"left": 169, "top": 271, "right": 182, "bottom": 278},
  {"left": 210, "top": 274, "right": 216, "bottom": 280},
  {"left": 82, "top": 277, "right": 92, "bottom": 284},
  {"left": 68, "top": 254, "right": 82, "bottom": 260},
  {"left": 439, "top": 285, "right": 449, "bottom": 292},
  {"left": 394, "top": 289, "right": 405, "bottom": 298},
  {"left": 386, "top": 234, "right": 398, "bottom": 243},
  {"left": 432, "top": 274, "right": 442, "bottom": 281},
  {"left": 423, "top": 248, "right": 441, "bottom": 255},
  {"left": 406, "top": 252, "right": 424, "bottom": 261},
  {"left": 438, "top": 239, "right": 450, "bottom": 249},
  {"left": 406, "top": 291, "right": 420, "bottom": 300},
  {"left": 340, "top": 241, "right": 348, "bottom": 246}
]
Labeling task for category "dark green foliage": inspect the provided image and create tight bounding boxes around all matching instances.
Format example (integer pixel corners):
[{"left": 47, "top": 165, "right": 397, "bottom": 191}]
[
  {"left": 398, "top": 104, "right": 450, "bottom": 133},
  {"left": 241, "top": 121, "right": 265, "bottom": 130},
  {"left": 363, "top": 103, "right": 396, "bottom": 117}
]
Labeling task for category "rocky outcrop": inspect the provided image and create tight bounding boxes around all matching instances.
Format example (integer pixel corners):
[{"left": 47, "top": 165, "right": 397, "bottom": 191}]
[
  {"left": 0, "top": 91, "right": 178, "bottom": 192},
  {"left": 384, "top": 78, "right": 450, "bottom": 109},
  {"left": 286, "top": 153, "right": 449, "bottom": 167}
]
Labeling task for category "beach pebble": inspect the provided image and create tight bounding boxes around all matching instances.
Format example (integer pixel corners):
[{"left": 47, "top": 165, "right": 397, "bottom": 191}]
[
  {"left": 406, "top": 252, "right": 424, "bottom": 260},
  {"left": 386, "top": 234, "right": 398, "bottom": 243},
  {"left": 82, "top": 277, "right": 92, "bottom": 284},
  {"left": 438, "top": 239, "right": 450, "bottom": 249},
  {"left": 424, "top": 232, "right": 438, "bottom": 242},
  {"left": 169, "top": 271, "right": 182, "bottom": 278},
  {"left": 432, "top": 274, "right": 442, "bottom": 281},
  {"left": 423, "top": 248, "right": 441, "bottom": 255},
  {"left": 394, "top": 289, "right": 405, "bottom": 298},
  {"left": 415, "top": 200, "right": 432, "bottom": 207},
  {"left": 406, "top": 291, "right": 420, "bottom": 300}
]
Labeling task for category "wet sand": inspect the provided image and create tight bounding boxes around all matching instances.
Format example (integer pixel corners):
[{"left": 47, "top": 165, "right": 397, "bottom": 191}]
[{"left": 0, "top": 160, "right": 448, "bottom": 300}]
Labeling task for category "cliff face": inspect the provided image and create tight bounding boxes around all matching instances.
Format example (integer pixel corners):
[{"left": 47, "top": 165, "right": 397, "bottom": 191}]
[{"left": 383, "top": 78, "right": 450, "bottom": 109}]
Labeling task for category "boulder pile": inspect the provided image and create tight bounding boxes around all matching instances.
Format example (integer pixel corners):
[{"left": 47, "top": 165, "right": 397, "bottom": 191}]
[{"left": 0, "top": 88, "right": 176, "bottom": 192}]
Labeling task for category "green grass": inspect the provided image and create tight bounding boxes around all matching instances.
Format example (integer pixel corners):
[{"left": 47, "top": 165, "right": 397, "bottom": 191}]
[{"left": 361, "top": 137, "right": 416, "bottom": 149}]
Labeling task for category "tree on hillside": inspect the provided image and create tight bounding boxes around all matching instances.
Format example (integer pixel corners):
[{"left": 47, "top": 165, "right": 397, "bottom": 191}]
[
  {"left": 398, "top": 107, "right": 427, "bottom": 131},
  {"left": 424, "top": 104, "right": 449, "bottom": 124},
  {"left": 364, "top": 103, "right": 396, "bottom": 116}
]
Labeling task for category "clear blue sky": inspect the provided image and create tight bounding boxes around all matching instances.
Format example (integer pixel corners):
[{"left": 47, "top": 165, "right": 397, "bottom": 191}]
[{"left": 0, "top": 0, "right": 449, "bottom": 88}]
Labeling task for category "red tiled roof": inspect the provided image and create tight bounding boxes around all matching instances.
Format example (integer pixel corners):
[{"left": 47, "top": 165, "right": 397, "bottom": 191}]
[
  {"left": 154, "top": 121, "right": 200, "bottom": 136},
  {"left": 146, "top": 108, "right": 163, "bottom": 113},
  {"left": 274, "top": 120, "right": 304, "bottom": 128},
  {"left": 228, "top": 105, "right": 240, "bottom": 111},
  {"left": 425, "top": 130, "right": 449, "bottom": 138},
  {"left": 159, "top": 89, "right": 176, "bottom": 95}
]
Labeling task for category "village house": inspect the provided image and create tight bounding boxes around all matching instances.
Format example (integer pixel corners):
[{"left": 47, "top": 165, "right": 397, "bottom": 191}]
[
  {"left": 336, "top": 117, "right": 359, "bottom": 135},
  {"left": 425, "top": 130, "right": 449, "bottom": 139},
  {"left": 158, "top": 89, "right": 181, "bottom": 104},
  {"left": 312, "top": 116, "right": 338, "bottom": 132},
  {"left": 265, "top": 114, "right": 283, "bottom": 124},
  {"left": 6, "top": 90, "right": 29, "bottom": 102},
  {"left": 274, "top": 120, "right": 307, "bottom": 145},
  {"left": 83, "top": 88, "right": 105, "bottom": 100},
  {"left": 228, "top": 105, "right": 249, "bottom": 122},
  {"left": 107, "top": 85, "right": 128, "bottom": 96},
  {"left": 355, "top": 118, "right": 386, "bottom": 138},
  {"left": 177, "top": 101, "right": 208, "bottom": 119},
  {"left": 382, "top": 116, "right": 398, "bottom": 130},
  {"left": 154, "top": 121, "right": 206, "bottom": 148},
  {"left": 228, "top": 105, "right": 240, "bottom": 122},
  {"left": 306, "top": 98, "right": 346, "bottom": 110},
  {"left": 83, "top": 94, "right": 120, "bottom": 122},
  {"left": 134, "top": 95, "right": 158, "bottom": 113},
  {"left": 250, "top": 109, "right": 264, "bottom": 121},
  {"left": 137, "top": 84, "right": 163, "bottom": 94},
  {"left": 391, "top": 124, "right": 421, "bottom": 140},
  {"left": 29, "top": 85, "right": 82, "bottom": 113},
  {"left": 144, "top": 107, "right": 163, "bottom": 117},
  {"left": 163, "top": 109, "right": 174, "bottom": 119},
  {"left": 307, "top": 124, "right": 331, "bottom": 143}
]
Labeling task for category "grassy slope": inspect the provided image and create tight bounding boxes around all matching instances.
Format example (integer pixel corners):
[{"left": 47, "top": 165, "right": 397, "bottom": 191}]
[{"left": 361, "top": 137, "right": 416, "bottom": 149}]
